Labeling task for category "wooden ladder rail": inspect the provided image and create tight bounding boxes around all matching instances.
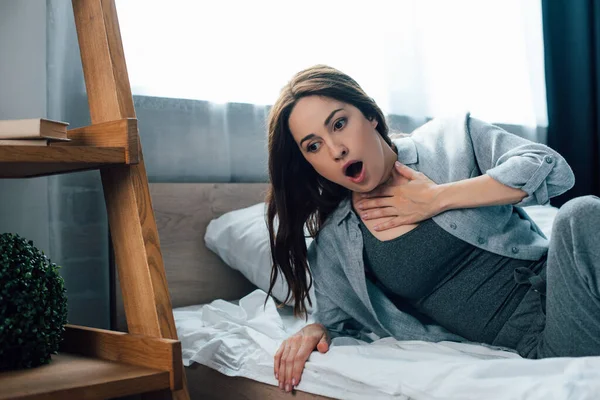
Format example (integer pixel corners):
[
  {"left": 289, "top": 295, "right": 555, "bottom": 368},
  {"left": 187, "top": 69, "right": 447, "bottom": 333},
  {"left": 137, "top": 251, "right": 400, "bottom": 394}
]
[{"left": 71, "top": 1, "right": 190, "bottom": 399}]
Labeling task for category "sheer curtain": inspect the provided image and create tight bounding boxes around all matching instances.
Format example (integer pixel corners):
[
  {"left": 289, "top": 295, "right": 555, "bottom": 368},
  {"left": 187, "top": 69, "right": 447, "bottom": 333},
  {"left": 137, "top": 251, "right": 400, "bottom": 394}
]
[{"left": 115, "top": 0, "right": 547, "bottom": 182}]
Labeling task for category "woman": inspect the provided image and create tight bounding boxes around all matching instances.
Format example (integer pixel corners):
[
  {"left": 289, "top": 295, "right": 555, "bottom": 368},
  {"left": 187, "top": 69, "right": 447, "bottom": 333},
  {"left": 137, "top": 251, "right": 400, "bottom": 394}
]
[{"left": 266, "top": 65, "right": 600, "bottom": 393}]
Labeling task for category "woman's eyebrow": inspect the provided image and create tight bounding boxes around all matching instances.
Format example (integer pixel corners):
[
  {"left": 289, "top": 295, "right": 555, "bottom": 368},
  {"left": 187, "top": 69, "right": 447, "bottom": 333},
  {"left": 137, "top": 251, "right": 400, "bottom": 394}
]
[
  {"left": 299, "top": 133, "right": 316, "bottom": 147},
  {"left": 299, "top": 108, "right": 345, "bottom": 147},
  {"left": 324, "top": 108, "right": 344, "bottom": 127}
]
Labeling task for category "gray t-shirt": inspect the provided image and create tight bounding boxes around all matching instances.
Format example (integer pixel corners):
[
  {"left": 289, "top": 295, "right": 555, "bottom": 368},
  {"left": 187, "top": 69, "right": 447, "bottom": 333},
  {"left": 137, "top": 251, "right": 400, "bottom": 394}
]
[{"left": 359, "top": 218, "right": 546, "bottom": 344}]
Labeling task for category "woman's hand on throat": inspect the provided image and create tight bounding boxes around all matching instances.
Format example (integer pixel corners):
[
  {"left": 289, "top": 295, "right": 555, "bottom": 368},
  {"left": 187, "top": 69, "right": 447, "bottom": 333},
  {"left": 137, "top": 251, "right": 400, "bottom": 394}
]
[{"left": 355, "top": 161, "right": 443, "bottom": 231}]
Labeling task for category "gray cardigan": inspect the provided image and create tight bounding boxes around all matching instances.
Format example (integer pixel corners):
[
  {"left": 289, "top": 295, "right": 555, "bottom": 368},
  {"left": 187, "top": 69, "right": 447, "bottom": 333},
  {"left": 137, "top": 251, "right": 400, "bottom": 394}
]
[{"left": 308, "top": 113, "right": 575, "bottom": 343}]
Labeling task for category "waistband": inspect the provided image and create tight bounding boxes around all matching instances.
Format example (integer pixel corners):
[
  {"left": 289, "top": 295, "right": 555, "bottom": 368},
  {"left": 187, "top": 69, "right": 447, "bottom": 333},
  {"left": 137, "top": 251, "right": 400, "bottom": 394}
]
[{"left": 492, "top": 262, "right": 547, "bottom": 356}]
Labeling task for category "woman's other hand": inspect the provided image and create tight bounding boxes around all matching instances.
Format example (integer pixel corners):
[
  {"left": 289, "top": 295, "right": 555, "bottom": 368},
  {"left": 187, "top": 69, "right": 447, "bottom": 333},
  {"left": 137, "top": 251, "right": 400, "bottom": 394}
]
[
  {"left": 274, "top": 323, "right": 330, "bottom": 392},
  {"left": 356, "top": 161, "right": 443, "bottom": 230}
]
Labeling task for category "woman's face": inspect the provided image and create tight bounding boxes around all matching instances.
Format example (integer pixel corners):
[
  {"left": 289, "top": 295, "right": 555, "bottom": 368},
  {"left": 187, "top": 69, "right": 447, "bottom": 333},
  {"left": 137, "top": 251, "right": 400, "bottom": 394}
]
[{"left": 288, "top": 95, "right": 394, "bottom": 192}]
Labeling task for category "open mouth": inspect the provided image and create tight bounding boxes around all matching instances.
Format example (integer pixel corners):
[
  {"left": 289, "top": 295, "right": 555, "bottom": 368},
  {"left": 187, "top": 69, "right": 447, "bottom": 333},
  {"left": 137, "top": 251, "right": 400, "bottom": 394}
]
[{"left": 344, "top": 161, "right": 364, "bottom": 178}]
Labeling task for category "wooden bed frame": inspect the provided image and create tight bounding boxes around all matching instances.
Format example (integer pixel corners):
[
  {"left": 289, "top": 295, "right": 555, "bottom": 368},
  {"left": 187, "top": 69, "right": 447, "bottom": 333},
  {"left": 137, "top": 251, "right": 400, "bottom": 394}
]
[{"left": 112, "top": 183, "right": 334, "bottom": 399}]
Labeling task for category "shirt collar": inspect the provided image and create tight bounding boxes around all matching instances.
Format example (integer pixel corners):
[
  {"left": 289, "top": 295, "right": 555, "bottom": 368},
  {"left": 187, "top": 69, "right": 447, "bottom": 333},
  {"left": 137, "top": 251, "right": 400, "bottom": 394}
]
[{"left": 330, "top": 137, "right": 418, "bottom": 226}]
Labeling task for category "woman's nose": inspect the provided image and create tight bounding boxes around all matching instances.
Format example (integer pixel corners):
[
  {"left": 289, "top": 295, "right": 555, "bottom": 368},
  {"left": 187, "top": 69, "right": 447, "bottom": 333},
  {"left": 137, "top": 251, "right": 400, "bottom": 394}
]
[{"left": 330, "top": 144, "right": 348, "bottom": 160}]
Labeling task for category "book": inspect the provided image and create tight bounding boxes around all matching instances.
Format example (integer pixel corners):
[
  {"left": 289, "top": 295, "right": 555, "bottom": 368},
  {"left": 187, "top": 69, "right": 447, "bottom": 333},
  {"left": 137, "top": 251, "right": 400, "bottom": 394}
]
[
  {"left": 0, "top": 118, "right": 68, "bottom": 140},
  {"left": 0, "top": 139, "right": 50, "bottom": 146}
]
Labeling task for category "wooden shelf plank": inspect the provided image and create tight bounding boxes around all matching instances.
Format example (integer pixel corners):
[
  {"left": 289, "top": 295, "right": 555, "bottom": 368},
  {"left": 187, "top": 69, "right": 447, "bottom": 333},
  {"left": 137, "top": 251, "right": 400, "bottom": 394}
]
[
  {"left": 0, "top": 118, "right": 139, "bottom": 178},
  {"left": 56, "top": 119, "right": 140, "bottom": 164},
  {"left": 0, "top": 353, "right": 170, "bottom": 400},
  {"left": 0, "top": 146, "right": 128, "bottom": 178},
  {"left": 61, "top": 324, "right": 183, "bottom": 391}
]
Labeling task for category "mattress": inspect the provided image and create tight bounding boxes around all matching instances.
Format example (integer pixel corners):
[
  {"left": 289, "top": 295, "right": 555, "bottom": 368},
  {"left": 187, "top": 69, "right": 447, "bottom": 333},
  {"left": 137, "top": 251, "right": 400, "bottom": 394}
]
[{"left": 174, "top": 205, "right": 600, "bottom": 399}]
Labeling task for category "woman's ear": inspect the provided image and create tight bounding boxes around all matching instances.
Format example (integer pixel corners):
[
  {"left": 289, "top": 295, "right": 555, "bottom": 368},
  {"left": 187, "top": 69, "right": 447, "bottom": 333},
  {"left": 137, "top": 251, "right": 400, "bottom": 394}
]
[{"left": 369, "top": 116, "right": 378, "bottom": 129}]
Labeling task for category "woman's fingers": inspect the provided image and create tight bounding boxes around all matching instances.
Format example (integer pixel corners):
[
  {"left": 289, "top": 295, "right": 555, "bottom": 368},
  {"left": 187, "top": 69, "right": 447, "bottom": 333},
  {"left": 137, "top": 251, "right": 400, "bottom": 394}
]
[
  {"left": 278, "top": 342, "right": 291, "bottom": 389},
  {"left": 274, "top": 342, "right": 286, "bottom": 380},
  {"left": 361, "top": 206, "right": 397, "bottom": 221},
  {"left": 284, "top": 335, "right": 302, "bottom": 392},
  {"left": 276, "top": 325, "right": 331, "bottom": 392},
  {"left": 291, "top": 336, "right": 319, "bottom": 388},
  {"left": 357, "top": 197, "right": 391, "bottom": 211},
  {"left": 360, "top": 188, "right": 394, "bottom": 199},
  {"left": 316, "top": 340, "right": 329, "bottom": 353},
  {"left": 374, "top": 217, "right": 408, "bottom": 231},
  {"left": 394, "top": 161, "right": 419, "bottom": 179}
]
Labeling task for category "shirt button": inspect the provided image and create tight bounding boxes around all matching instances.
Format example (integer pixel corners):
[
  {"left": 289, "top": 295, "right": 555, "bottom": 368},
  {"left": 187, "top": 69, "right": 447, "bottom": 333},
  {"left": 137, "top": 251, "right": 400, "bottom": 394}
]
[
  {"left": 511, "top": 247, "right": 519, "bottom": 254},
  {"left": 450, "top": 223, "right": 457, "bottom": 230},
  {"left": 477, "top": 237, "right": 486, "bottom": 244},
  {"left": 545, "top": 155, "right": 554, "bottom": 164}
]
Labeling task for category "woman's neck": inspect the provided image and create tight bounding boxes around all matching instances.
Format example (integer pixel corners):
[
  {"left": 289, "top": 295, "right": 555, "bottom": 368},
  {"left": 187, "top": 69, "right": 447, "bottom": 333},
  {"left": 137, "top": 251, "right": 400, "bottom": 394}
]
[{"left": 378, "top": 142, "right": 399, "bottom": 188}]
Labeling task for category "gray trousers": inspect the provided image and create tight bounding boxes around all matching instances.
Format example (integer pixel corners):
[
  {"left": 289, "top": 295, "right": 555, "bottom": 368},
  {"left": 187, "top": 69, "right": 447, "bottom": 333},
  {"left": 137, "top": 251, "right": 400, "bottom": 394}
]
[{"left": 493, "top": 195, "right": 600, "bottom": 359}]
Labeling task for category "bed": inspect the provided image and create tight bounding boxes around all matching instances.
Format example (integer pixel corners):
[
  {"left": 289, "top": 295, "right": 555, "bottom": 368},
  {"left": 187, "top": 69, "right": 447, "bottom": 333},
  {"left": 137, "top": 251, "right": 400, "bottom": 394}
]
[{"left": 112, "top": 183, "right": 600, "bottom": 400}]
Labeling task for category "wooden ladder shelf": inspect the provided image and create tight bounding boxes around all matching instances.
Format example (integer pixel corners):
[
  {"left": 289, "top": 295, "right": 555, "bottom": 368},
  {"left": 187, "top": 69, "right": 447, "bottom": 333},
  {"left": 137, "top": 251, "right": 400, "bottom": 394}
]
[{"left": 0, "top": 1, "right": 190, "bottom": 399}]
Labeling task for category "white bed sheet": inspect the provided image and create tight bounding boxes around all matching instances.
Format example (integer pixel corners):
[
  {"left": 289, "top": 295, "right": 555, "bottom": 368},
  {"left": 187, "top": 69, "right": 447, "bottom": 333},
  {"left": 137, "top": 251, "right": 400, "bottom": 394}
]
[
  {"left": 174, "top": 290, "right": 600, "bottom": 400},
  {"left": 174, "top": 205, "right": 600, "bottom": 399}
]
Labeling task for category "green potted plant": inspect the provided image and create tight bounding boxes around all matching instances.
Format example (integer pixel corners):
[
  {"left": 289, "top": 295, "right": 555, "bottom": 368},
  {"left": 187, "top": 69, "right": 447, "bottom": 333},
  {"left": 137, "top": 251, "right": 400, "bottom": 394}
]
[{"left": 0, "top": 233, "right": 68, "bottom": 371}]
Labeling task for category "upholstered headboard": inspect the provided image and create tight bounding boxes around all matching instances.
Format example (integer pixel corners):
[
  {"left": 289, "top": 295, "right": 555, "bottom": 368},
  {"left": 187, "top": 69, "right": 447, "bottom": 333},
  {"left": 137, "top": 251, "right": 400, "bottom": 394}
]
[{"left": 113, "top": 183, "right": 270, "bottom": 332}]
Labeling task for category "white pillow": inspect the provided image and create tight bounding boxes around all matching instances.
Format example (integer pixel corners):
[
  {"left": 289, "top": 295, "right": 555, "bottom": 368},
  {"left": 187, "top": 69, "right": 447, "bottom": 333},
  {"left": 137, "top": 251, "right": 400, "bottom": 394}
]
[{"left": 204, "top": 202, "right": 315, "bottom": 310}]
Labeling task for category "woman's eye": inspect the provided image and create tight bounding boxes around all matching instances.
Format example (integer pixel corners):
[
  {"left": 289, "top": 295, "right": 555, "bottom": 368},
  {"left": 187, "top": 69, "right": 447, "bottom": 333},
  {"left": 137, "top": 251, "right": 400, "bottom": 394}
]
[
  {"left": 307, "top": 142, "right": 321, "bottom": 152},
  {"left": 333, "top": 117, "right": 347, "bottom": 131}
]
